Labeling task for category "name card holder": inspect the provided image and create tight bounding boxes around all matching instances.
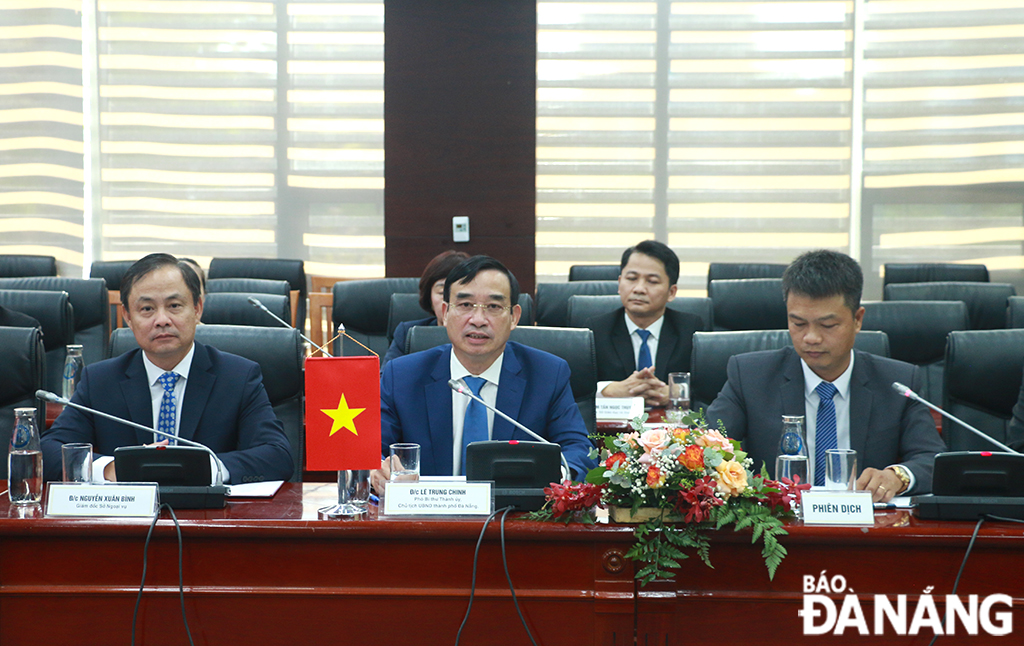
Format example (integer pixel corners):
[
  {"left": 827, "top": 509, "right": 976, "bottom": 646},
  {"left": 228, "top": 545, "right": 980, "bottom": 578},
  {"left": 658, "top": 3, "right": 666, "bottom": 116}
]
[
  {"left": 596, "top": 397, "right": 645, "bottom": 421},
  {"left": 45, "top": 482, "right": 159, "bottom": 518},
  {"left": 802, "top": 490, "right": 875, "bottom": 525},
  {"left": 383, "top": 481, "right": 493, "bottom": 516}
]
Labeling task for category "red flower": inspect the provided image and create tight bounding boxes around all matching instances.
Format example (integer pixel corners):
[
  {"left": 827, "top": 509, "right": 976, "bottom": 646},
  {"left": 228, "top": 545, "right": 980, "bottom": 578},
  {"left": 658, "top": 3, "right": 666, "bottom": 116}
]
[
  {"left": 604, "top": 451, "right": 628, "bottom": 470},
  {"left": 673, "top": 476, "right": 724, "bottom": 523},
  {"left": 543, "top": 480, "right": 605, "bottom": 518},
  {"left": 759, "top": 474, "right": 812, "bottom": 513}
]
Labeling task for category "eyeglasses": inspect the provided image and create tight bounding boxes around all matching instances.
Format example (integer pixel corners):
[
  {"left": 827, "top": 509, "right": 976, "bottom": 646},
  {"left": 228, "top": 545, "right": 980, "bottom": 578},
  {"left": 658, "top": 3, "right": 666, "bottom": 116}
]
[{"left": 448, "top": 301, "right": 511, "bottom": 317}]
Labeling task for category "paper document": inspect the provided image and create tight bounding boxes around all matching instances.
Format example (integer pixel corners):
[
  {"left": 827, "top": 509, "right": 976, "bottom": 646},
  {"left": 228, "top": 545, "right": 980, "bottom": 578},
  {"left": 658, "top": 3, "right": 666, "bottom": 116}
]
[{"left": 226, "top": 480, "right": 285, "bottom": 498}]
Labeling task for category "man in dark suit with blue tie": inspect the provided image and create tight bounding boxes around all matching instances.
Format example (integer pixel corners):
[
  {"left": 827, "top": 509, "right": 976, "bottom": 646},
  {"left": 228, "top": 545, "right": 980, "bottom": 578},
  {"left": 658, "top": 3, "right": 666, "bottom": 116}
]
[
  {"left": 588, "top": 240, "right": 702, "bottom": 406},
  {"left": 705, "top": 250, "right": 945, "bottom": 503},
  {"left": 40, "top": 253, "right": 293, "bottom": 484},
  {"left": 376, "top": 256, "right": 595, "bottom": 489}
]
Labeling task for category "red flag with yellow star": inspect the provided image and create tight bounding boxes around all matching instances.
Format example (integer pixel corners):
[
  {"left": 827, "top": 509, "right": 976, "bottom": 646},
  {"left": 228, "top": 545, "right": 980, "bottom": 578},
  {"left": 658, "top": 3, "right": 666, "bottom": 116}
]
[{"left": 304, "top": 356, "right": 381, "bottom": 471}]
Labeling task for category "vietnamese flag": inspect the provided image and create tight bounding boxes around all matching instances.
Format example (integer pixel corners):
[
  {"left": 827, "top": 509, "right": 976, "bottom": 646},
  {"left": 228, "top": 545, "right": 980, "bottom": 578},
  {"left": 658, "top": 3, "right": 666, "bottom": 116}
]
[{"left": 305, "top": 356, "right": 381, "bottom": 471}]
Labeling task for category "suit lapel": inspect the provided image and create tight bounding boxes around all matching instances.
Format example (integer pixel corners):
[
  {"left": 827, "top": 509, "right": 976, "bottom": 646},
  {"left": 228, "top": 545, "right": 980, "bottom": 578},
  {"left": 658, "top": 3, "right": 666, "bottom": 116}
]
[
  {"left": 121, "top": 350, "right": 156, "bottom": 444},
  {"left": 494, "top": 344, "right": 526, "bottom": 440},
  {"left": 848, "top": 352, "right": 871, "bottom": 460},
  {"left": 654, "top": 312, "right": 678, "bottom": 381},
  {"left": 610, "top": 310, "right": 636, "bottom": 374},
  {"left": 426, "top": 347, "right": 455, "bottom": 475},
  {"left": 781, "top": 349, "right": 805, "bottom": 417},
  {"left": 178, "top": 343, "right": 214, "bottom": 442}
]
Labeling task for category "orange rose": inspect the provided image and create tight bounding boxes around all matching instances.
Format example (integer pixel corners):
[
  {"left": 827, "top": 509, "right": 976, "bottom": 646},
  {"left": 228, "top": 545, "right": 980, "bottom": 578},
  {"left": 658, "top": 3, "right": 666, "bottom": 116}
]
[
  {"left": 638, "top": 428, "right": 669, "bottom": 455},
  {"left": 646, "top": 465, "right": 665, "bottom": 489},
  {"left": 714, "top": 460, "right": 748, "bottom": 499},
  {"left": 672, "top": 427, "right": 690, "bottom": 442},
  {"left": 678, "top": 444, "right": 705, "bottom": 471}
]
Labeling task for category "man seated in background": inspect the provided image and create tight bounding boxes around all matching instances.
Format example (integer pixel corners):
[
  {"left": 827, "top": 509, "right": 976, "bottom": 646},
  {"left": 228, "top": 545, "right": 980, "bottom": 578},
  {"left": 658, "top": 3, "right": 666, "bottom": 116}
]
[
  {"left": 705, "top": 249, "right": 946, "bottom": 502},
  {"left": 375, "top": 255, "right": 595, "bottom": 492},
  {"left": 589, "top": 240, "right": 702, "bottom": 406},
  {"left": 40, "top": 253, "right": 293, "bottom": 484}
]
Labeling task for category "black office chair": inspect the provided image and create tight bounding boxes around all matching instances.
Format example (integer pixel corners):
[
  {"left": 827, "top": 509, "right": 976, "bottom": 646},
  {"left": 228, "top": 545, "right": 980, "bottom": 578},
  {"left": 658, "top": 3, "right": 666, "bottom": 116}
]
[
  {"left": 884, "top": 281, "right": 1016, "bottom": 330},
  {"left": 534, "top": 281, "right": 618, "bottom": 328},
  {"left": 0, "top": 277, "right": 110, "bottom": 365},
  {"left": 565, "top": 294, "right": 714, "bottom": 331},
  {"left": 883, "top": 263, "right": 989, "bottom": 287},
  {"left": 202, "top": 293, "right": 291, "bottom": 328},
  {"left": 208, "top": 258, "right": 307, "bottom": 328},
  {"left": 706, "top": 262, "right": 787, "bottom": 291},
  {"left": 110, "top": 325, "right": 306, "bottom": 480},
  {"left": 207, "top": 277, "right": 290, "bottom": 297},
  {"left": 0, "top": 254, "right": 57, "bottom": 278},
  {"left": 690, "top": 329, "right": 890, "bottom": 412},
  {"left": 332, "top": 277, "right": 419, "bottom": 357},
  {"left": 708, "top": 278, "right": 787, "bottom": 331},
  {"left": 0, "top": 326, "right": 45, "bottom": 479},
  {"left": 407, "top": 324, "right": 599, "bottom": 435},
  {"left": 0, "top": 289, "right": 75, "bottom": 394},
  {"left": 861, "top": 300, "right": 970, "bottom": 405},
  {"left": 568, "top": 264, "right": 620, "bottom": 282},
  {"left": 1006, "top": 296, "right": 1024, "bottom": 328},
  {"left": 943, "top": 329, "right": 1024, "bottom": 451},
  {"left": 89, "top": 260, "right": 136, "bottom": 291}
]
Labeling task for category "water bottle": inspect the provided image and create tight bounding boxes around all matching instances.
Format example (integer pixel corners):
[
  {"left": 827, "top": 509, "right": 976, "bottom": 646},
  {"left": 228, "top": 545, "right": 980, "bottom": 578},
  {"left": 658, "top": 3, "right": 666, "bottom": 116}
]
[
  {"left": 775, "top": 415, "right": 808, "bottom": 485},
  {"left": 9, "top": 408, "right": 43, "bottom": 505},
  {"left": 62, "top": 344, "right": 84, "bottom": 399}
]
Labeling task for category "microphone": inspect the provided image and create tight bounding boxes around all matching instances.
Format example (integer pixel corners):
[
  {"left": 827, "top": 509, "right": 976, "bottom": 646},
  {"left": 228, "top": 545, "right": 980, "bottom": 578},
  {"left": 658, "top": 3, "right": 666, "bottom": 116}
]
[
  {"left": 247, "top": 296, "right": 333, "bottom": 357},
  {"left": 38, "top": 389, "right": 226, "bottom": 485},
  {"left": 447, "top": 378, "right": 571, "bottom": 477},
  {"left": 891, "top": 382, "right": 1017, "bottom": 454}
]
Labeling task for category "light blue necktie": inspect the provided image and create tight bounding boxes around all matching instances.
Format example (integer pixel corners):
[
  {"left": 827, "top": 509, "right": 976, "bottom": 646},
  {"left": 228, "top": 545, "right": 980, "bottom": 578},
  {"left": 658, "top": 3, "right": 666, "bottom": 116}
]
[
  {"left": 157, "top": 372, "right": 180, "bottom": 445},
  {"left": 461, "top": 376, "right": 488, "bottom": 475},
  {"left": 636, "top": 329, "right": 653, "bottom": 371},
  {"left": 814, "top": 381, "right": 838, "bottom": 486}
]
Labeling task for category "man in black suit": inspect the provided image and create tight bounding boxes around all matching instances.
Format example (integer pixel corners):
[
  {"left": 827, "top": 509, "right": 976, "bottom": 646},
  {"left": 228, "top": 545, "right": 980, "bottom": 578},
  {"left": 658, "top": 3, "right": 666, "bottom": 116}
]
[
  {"left": 588, "top": 240, "right": 702, "bottom": 407},
  {"left": 706, "top": 250, "right": 946, "bottom": 502}
]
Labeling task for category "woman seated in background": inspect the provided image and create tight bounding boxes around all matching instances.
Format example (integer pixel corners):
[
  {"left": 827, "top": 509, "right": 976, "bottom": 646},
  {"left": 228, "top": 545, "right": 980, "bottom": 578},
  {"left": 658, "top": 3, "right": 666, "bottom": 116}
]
[{"left": 382, "top": 250, "right": 469, "bottom": 366}]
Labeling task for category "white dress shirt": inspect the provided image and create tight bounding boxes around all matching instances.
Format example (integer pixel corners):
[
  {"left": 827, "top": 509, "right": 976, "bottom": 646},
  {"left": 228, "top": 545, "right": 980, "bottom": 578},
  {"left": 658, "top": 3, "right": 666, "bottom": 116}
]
[
  {"left": 597, "top": 312, "right": 665, "bottom": 396},
  {"left": 449, "top": 351, "right": 504, "bottom": 476}
]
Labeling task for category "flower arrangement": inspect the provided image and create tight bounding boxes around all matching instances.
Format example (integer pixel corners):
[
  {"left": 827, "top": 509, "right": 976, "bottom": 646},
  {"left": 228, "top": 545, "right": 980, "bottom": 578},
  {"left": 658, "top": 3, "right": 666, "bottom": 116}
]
[{"left": 530, "top": 411, "right": 809, "bottom": 584}]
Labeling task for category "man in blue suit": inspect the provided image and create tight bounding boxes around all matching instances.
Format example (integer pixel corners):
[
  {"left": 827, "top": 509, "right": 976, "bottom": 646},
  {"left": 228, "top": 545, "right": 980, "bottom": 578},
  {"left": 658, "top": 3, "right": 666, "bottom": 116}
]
[
  {"left": 376, "top": 256, "right": 595, "bottom": 490},
  {"left": 41, "top": 253, "right": 292, "bottom": 484}
]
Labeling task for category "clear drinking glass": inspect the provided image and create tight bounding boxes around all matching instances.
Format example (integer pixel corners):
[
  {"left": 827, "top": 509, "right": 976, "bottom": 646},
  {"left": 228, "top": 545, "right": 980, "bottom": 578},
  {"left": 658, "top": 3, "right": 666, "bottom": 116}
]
[
  {"left": 388, "top": 443, "right": 420, "bottom": 483},
  {"left": 62, "top": 442, "right": 93, "bottom": 483},
  {"left": 825, "top": 449, "right": 858, "bottom": 491}
]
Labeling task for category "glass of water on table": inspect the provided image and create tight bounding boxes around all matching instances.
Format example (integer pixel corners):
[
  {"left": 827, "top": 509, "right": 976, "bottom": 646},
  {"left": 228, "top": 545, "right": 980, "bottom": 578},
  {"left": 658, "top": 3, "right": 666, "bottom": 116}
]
[
  {"left": 388, "top": 443, "right": 420, "bottom": 483},
  {"left": 665, "top": 372, "right": 690, "bottom": 425}
]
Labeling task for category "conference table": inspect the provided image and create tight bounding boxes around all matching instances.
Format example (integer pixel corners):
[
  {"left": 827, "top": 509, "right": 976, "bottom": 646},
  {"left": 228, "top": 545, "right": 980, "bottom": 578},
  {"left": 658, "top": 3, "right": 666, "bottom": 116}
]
[{"left": 1, "top": 483, "right": 1022, "bottom": 645}]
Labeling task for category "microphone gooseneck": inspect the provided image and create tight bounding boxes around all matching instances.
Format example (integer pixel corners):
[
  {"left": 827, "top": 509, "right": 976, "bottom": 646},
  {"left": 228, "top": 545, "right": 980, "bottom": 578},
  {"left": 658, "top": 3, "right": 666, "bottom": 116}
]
[
  {"left": 247, "top": 296, "right": 333, "bottom": 357},
  {"left": 890, "top": 381, "right": 1017, "bottom": 454},
  {"left": 38, "top": 389, "right": 226, "bottom": 485},
  {"left": 447, "top": 378, "right": 571, "bottom": 477}
]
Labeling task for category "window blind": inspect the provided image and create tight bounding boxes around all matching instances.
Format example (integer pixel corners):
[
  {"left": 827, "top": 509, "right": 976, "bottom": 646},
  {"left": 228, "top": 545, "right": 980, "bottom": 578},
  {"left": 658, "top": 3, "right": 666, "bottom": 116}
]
[{"left": 0, "top": 0, "right": 84, "bottom": 272}]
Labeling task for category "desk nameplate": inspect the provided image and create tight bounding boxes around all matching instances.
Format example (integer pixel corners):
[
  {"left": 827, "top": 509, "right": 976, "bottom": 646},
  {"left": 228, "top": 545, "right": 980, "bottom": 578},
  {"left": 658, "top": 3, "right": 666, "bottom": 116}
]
[
  {"left": 45, "top": 483, "right": 159, "bottom": 517},
  {"left": 802, "top": 490, "right": 874, "bottom": 525},
  {"left": 382, "top": 481, "right": 492, "bottom": 516}
]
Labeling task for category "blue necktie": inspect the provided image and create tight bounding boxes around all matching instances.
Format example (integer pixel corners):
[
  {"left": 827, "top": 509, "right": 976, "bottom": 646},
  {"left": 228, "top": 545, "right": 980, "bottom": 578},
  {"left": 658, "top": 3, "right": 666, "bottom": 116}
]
[
  {"left": 814, "top": 381, "right": 838, "bottom": 486},
  {"left": 636, "top": 329, "right": 652, "bottom": 371},
  {"left": 461, "top": 376, "right": 488, "bottom": 475},
  {"left": 157, "top": 372, "right": 180, "bottom": 445}
]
